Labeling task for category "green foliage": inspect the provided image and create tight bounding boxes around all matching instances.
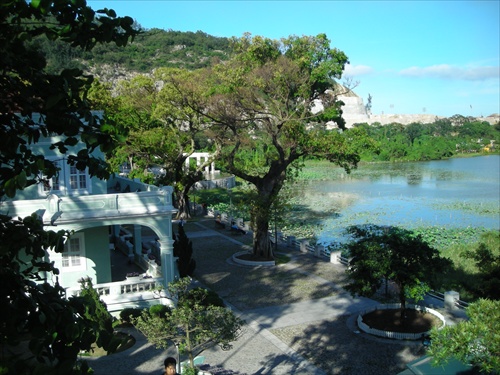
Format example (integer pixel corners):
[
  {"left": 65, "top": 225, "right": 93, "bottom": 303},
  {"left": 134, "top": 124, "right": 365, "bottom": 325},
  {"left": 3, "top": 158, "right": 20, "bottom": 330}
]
[
  {"left": 182, "top": 287, "right": 225, "bottom": 308},
  {"left": 149, "top": 304, "right": 171, "bottom": 318},
  {"left": 182, "top": 366, "right": 199, "bottom": 375},
  {"left": 344, "top": 225, "right": 452, "bottom": 309},
  {"left": 37, "top": 28, "right": 231, "bottom": 74},
  {"left": 353, "top": 119, "right": 499, "bottom": 162},
  {"left": 119, "top": 307, "right": 143, "bottom": 324},
  {"left": 92, "top": 70, "right": 213, "bottom": 219},
  {"left": 78, "top": 277, "right": 115, "bottom": 351},
  {"left": 461, "top": 233, "right": 500, "bottom": 300},
  {"left": 98, "top": 29, "right": 230, "bottom": 71},
  {"left": 175, "top": 33, "right": 374, "bottom": 258},
  {"left": 0, "top": 1, "right": 137, "bottom": 373},
  {"left": 429, "top": 299, "right": 500, "bottom": 373},
  {"left": 134, "top": 278, "right": 244, "bottom": 369}
]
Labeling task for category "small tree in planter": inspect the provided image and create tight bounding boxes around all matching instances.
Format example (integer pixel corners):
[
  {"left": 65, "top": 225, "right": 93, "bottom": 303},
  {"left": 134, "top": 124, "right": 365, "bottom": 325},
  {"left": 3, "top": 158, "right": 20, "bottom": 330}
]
[
  {"left": 173, "top": 224, "right": 196, "bottom": 277},
  {"left": 344, "top": 225, "right": 451, "bottom": 320},
  {"left": 134, "top": 278, "right": 244, "bottom": 370}
]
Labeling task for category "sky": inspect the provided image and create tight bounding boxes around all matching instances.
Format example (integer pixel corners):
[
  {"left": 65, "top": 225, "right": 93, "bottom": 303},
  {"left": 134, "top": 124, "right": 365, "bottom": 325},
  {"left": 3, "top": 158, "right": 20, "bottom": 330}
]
[{"left": 87, "top": 1, "right": 500, "bottom": 118}]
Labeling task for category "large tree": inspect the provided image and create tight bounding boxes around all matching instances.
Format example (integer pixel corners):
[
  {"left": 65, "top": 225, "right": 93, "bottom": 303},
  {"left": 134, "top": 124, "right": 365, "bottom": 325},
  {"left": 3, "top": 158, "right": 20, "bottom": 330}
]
[
  {"left": 344, "top": 225, "right": 451, "bottom": 312},
  {"left": 172, "top": 33, "right": 373, "bottom": 258},
  {"left": 97, "top": 69, "right": 214, "bottom": 219},
  {"left": 0, "top": 1, "right": 137, "bottom": 373}
]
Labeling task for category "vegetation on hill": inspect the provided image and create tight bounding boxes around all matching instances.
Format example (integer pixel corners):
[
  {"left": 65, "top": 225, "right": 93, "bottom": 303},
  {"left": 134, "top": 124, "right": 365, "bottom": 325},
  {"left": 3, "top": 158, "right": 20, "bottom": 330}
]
[{"left": 33, "top": 28, "right": 232, "bottom": 75}]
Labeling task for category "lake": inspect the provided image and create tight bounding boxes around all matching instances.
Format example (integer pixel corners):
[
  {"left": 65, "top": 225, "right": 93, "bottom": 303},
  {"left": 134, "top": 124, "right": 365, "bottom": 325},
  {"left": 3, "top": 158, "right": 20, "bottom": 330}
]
[{"left": 294, "top": 155, "right": 500, "bottom": 245}]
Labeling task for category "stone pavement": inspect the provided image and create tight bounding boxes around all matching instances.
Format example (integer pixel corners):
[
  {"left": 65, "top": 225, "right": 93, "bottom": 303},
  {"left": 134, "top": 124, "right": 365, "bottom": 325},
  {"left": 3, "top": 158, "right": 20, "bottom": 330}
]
[{"left": 86, "top": 221, "right": 466, "bottom": 375}]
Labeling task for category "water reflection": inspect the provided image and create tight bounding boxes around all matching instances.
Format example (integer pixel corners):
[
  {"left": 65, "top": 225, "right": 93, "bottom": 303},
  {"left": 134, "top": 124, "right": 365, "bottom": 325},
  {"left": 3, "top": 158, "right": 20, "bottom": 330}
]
[{"left": 291, "top": 156, "right": 500, "bottom": 244}]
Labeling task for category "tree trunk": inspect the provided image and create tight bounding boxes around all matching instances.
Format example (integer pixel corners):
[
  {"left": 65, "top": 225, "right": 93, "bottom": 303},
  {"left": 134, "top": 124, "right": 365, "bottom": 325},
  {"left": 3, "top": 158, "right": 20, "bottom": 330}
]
[
  {"left": 175, "top": 189, "right": 191, "bottom": 220},
  {"left": 399, "top": 282, "right": 407, "bottom": 325},
  {"left": 252, "top": 212, "right": 273, "bottom": 259}
]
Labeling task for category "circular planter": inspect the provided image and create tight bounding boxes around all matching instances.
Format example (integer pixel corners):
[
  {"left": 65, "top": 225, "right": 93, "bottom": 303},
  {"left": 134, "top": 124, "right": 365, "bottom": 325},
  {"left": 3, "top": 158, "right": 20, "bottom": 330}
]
[
  {"left": 232, "top": 251, "right": 275, "bottom": 267},
  {"left": 357, "top": 303, "right": 446, "bottom": 340}
]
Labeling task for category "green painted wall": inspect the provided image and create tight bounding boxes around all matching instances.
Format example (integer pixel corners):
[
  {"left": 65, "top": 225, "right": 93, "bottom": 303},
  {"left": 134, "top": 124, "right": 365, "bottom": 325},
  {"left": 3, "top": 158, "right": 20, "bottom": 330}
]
[{"left": 58, "top": 226, "right": 111, "bottom": 288}]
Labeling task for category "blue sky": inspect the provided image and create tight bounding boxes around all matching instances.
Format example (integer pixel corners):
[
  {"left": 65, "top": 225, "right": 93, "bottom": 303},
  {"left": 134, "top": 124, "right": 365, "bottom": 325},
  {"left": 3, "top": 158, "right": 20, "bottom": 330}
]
[{"left": 88, "top": 1, "right": 499, "bottom": 118}]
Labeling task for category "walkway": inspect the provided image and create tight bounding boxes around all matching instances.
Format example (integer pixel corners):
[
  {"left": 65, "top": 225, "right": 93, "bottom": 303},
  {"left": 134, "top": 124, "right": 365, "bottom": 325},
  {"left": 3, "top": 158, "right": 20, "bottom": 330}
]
[{"left": 87, "top": 219, "right": 466, "bottom": 375}]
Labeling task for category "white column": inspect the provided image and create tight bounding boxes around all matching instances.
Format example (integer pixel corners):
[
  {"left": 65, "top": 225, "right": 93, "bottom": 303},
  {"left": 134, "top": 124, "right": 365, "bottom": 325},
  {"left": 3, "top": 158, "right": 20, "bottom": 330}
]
[
  {"left": 158, "top": 238, "right": 176, "bottom": 289},
  {"left": 330, "top": 251, "right": 341, "bottom": 264}
]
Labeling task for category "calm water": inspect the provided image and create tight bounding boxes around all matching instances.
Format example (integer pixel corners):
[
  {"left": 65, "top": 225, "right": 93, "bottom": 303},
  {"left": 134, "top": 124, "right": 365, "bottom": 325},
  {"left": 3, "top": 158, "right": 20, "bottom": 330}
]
[{"left": 297, "top": 155, "right": 500, "bottom": 244}]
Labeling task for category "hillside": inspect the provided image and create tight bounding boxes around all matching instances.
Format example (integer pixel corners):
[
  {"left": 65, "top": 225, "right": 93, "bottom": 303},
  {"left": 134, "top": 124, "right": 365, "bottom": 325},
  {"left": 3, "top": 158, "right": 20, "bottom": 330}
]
[{"left": 34, "top": 28, "right": 232, "bottom": 77}]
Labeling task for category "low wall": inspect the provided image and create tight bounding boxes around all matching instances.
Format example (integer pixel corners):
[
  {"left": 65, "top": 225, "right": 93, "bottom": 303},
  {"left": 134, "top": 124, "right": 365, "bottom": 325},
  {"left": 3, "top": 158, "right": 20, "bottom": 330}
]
[{"left": 232, "top": 251, "right": 275, "bottom": 267}]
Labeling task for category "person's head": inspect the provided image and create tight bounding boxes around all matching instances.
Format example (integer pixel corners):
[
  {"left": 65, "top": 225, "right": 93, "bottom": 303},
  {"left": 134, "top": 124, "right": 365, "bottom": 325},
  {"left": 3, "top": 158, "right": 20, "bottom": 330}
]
[{"left": 163, "top": 357, "right": 177, "bottom": 375}]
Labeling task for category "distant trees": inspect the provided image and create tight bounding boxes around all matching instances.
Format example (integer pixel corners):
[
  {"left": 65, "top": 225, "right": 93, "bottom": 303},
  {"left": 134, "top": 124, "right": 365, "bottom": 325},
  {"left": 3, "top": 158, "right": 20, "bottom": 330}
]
[
  {"left": 36, "top": 28, "right": 231, "bottom": 74},
  {"left": 354, "top": 118, "right": 499, "bottom": 162}
]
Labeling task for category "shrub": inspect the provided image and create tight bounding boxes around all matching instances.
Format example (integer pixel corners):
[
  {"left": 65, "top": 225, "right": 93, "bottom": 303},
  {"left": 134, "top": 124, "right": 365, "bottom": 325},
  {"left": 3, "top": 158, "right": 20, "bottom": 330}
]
[
  {"left": 149, "top": 304, "right": 171, "bottom": 318},
  {"left": 79, "top": 277, "right": 113, "bottom": 333},
  {"left": 183, "top": 287, "right": 225, "bottom": 308},
  {"left": 173, "top": 225, "right": 196, "bottom": 277},
  {"left": 119, "top": 307, "right": 143, "bottom": 324}
]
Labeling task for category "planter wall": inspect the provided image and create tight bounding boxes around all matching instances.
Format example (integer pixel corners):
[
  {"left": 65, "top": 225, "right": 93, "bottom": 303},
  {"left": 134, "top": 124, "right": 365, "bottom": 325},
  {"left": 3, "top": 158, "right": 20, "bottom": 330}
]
[
  {"left": 357, "top": 303, "right": 446, "bottom": 340},
  {"left": 232, "top": 251, "right": 275, "bottom": 267}
]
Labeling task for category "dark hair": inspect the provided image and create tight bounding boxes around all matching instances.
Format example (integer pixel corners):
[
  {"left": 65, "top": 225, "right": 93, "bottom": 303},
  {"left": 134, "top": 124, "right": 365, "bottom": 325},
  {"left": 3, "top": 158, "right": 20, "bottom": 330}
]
[{"left": 164, "top": 356, "right": 177, "bottom": 367}]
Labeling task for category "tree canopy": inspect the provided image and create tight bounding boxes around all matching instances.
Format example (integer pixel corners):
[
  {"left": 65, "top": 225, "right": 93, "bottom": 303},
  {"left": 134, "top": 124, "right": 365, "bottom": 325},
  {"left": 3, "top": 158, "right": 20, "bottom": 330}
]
[
  {"left": 171, "top": 33, "right": 374, "bottom": 258},
  {"left": 428, "top": 299, "right": 500, "bottom": 374},
  {"left": 0, "top": 1, "right": 137, "bottom": 373},
  {"left": 134, "top": 278, "right": 244, "bottom": 368},
  {"left": 90, "top": 68, "right": 214, "bottom": 218},
  {"left": 344, "top": 225, "right": 452, "bottom": 311}
]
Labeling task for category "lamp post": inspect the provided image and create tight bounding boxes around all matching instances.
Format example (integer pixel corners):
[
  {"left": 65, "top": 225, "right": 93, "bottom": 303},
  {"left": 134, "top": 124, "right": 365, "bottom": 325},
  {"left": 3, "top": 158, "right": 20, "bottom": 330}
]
[{"left": 175, "top": 342, "right": 180, "bottom": 374}]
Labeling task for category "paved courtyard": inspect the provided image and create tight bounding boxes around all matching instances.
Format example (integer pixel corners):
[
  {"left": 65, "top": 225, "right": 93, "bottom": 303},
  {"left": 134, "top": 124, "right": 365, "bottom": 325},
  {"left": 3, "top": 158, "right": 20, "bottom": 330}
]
[{"left": 87, "top": 219, "right": 467, "bottom": 375}]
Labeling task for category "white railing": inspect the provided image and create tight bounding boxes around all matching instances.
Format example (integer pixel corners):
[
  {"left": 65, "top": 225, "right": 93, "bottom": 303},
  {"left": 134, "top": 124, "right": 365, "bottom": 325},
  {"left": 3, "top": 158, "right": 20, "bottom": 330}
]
[
  {"left": 66, "top": 277, "right": 168, "bottom": 313},
  {"left": 67, "top": 277, "right": 163, "bottom": 298},
  {"left": 427, "top": 290, "right": 469, "bottom": 309},
  {"left": 2, "top": 187, "right": 175, "bottom": 225}
]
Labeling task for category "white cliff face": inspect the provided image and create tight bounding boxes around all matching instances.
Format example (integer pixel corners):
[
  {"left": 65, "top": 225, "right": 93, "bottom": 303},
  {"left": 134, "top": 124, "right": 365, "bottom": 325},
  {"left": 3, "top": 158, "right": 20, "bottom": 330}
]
[
  {"left": 335, "top": 93, "right": 499, "bottom": 127},
  {"left": 311, "top": 94, "right": 370, "bottom": 129},
  {"left": 338, "top": 96, "right": 370, "bottom": 128}
]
